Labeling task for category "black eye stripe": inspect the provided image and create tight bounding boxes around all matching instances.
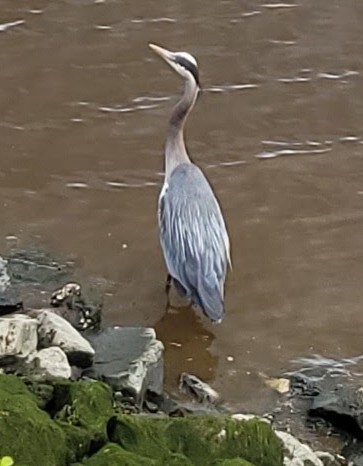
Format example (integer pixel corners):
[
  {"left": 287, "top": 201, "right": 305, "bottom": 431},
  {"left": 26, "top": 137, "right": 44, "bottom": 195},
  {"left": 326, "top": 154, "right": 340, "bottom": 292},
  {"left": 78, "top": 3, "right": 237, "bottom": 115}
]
[{"left": 174, "top": 56, "right": 200, "bottom": 86}]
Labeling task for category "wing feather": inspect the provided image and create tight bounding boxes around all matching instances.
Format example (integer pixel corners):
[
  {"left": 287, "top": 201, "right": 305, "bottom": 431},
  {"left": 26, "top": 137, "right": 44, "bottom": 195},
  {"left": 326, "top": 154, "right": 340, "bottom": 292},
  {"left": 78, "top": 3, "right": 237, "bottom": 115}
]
[{"left": 158, "top": 163, "right": 230, "bottom": 321}]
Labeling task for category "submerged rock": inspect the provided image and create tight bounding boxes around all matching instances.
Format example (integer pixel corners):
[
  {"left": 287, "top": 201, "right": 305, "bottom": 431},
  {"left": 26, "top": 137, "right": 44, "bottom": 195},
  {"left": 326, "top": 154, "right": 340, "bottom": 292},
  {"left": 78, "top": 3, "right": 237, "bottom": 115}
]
[
  {"left": 84, "top": 327, "right": 164, "bottom": 404},
  {"left": 6, "top": 249, "right": 70, "bottom": 286},
  {"left": 0, "top": 314, "right": 37, "bottom": 361},
  {"left": 179, "top": 372, "right": 220, "bottom": 404},
  {"left": 33, "top": 309, "right": 95, "bottom": 367}
]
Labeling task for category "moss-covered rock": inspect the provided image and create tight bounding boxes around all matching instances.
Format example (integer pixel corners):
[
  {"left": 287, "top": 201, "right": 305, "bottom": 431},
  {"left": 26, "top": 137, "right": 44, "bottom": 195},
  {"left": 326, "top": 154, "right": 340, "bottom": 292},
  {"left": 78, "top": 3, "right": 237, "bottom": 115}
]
[
  {"left": 81, "top": 443, "right": 158, "bottom": 465},
  {"left": 217, "top": 461, "right": 255, "bottom": 466},
  {"left": 53, "top": 380, "right": 114, "bottom": 461},
  {"left": 108, "top": 414, "right": 283, "bottom": 466},
  {"left": 0, "top": 374, "right": 283, "bottom": 466},
  {"left": 0, "top": 374, "right": 68, "bottom": 466}
]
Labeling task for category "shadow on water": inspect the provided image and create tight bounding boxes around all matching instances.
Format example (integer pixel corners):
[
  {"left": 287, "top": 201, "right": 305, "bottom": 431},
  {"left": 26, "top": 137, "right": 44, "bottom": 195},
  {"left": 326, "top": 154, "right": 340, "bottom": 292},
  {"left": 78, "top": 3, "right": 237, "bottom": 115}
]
[{"left": 154, "top": 304, "right": 217, "bottom": 395}]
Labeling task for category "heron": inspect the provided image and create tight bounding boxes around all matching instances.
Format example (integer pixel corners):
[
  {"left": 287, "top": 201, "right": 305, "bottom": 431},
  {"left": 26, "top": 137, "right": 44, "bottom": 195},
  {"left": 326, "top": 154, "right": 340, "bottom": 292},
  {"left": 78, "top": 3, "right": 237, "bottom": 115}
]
[{"left": 149, "top": 43, "right": 231, "bottom": 323}]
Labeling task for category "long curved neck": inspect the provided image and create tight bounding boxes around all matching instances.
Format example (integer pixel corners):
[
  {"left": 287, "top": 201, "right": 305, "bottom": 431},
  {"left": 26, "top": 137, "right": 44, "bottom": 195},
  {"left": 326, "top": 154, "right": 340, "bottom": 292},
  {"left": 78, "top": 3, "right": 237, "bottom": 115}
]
[{"left": 164, "top": 77, "right": 198, "bottom": 180}]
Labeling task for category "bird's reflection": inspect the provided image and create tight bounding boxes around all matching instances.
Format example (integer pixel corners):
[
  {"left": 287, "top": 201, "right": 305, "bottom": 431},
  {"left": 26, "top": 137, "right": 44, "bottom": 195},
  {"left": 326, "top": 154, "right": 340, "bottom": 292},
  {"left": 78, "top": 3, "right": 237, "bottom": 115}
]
[{"left": 154, "top": 303, "right": 218, "bottom": 394}]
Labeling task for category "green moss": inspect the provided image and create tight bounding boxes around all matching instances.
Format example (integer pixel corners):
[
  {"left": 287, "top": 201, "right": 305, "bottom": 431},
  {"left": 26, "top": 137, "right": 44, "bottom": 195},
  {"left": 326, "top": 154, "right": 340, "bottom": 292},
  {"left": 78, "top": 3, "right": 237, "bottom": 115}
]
[
  {"left": 54, "top": 380, "right": 114, "bottom": 460},
  {"left": 0, "top": 374, "right": 68, "bottom": 466},
  {"left": 109, "top": 414, "right": 283, "bottom": 466},
  {"left": 81, "top": 443, "right": 157, "bottom": 466},
  {"left": 217, "top": 461, "right": 255, "bottom": 466}
]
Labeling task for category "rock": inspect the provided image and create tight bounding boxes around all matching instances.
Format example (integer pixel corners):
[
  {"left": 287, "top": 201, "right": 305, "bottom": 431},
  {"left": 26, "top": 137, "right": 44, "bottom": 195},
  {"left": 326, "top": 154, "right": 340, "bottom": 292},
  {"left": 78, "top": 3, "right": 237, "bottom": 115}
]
[
  {"left": 51, "top": 283, "right": 102, "bottom": 331},
  {"left": 33, "top": 309, "right": 95, "bottom": 367},
  {"left": 309, "top": 385, "right": 363, "bottom": 438},
  {"left": 0, "top": 257, "right": 11, "bottom": 291},
  {"left": 0, "top": 314, "right": 38, "bottom": 361},
  {"left": 51, "top": 282, "right": 81, "bottom": 305},
  {"left": 6, "top": 249, "right": 70, "bottom": 286},
  {"left": 342, "top": 441, "right": 363, "bottom": 466},
  {"left": 27, "top": 347, "right": 72, "bottom": 379},
  {"left": 107, "top": 414, "right": 283, "bottom": 466},
  {"left": 81, "top": 442, "right": 154, "bottom": 465},
  {"left": 83, "top": 327, "right": 164, "bottom": 403},
  {"left": 179, "top": 372, "right": 220, "bottom": 404},
  {"left": 0, "top": 257, "right": 22, "bottom": 315},
  {"left": 275, "top": 430, "right": 325, "bottom": 466},
  {"left": 0, "top": 374, "right": 68, "bottom": 466},
  {"left": 53, "top": 379, "right": 114, "bottom": 461}
]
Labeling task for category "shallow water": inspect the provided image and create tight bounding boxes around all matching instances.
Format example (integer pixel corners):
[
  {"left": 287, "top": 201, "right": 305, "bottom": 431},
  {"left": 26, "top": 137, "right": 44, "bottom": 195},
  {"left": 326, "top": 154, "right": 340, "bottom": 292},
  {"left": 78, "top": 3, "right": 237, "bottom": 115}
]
[{"left": 1, "top": 0, "right": 363, "bottom": 414}]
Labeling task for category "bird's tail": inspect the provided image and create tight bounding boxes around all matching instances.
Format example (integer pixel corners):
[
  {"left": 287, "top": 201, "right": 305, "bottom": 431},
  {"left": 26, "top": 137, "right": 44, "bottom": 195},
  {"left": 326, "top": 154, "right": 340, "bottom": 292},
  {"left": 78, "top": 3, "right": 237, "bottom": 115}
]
[{"left": 193, "top": 275, "right": 225, "bottom": 323}]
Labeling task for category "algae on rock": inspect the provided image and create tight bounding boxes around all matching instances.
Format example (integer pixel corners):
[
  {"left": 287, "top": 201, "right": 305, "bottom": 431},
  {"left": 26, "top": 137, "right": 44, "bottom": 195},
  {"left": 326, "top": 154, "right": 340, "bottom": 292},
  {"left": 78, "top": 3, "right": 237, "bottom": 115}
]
[
  {"left": 0, "top": 374, "right": 68, "bottom": 466},
  {"left": 108, "top": 414, "right": 283, "bottom": 466},
  {"left": 0, "top": 374, "right": 283, "bottom": 466},
  {"left": 53, "top": 379, "right": 114, "bottom": 461}
]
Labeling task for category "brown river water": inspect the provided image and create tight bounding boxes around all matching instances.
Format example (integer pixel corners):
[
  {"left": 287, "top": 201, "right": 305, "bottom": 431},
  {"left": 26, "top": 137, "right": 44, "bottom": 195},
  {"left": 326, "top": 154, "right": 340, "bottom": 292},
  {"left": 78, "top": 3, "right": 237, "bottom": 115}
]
[{"left": 1, "top": 0, "right": 363, "bottom": 414}]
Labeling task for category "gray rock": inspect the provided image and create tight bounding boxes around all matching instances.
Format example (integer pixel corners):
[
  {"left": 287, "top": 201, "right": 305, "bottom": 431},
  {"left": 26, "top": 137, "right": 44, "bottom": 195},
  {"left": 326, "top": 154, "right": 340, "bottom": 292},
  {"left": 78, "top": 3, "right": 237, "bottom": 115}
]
[
  {"left": 309, "top": 385, "right": 363, "bottom": 438},
  {"left": 0, "top": 256, "right": 23, "bottom": 314},
  {"left": 274, "top": 430, "right": 340, "bottom": 466},
  {"left": 0, "top": 314, "right": 38, "bottom": 361},
  {"left": 179, "top": 372, "right": 220, "bottom": 404},
  {"left": 33, "top": 309, "right": 95, "bottom": 367},
  {"left": 6, "top": 249, "right": 70, "bottom": 286},
  {"left": 275, "top": 430, "right": 325, "bottom": 466},
  {"left": 342, "top": 441, "right": 363, "bottom": 466},
  {"left": 27, "top": 347, "right": 72, "bottom": 379},
  {"left": 0, "top": 256, "right": 10, "bottom": 291},
  {"left": 50, "top": 282, "right": 102, "bottom": 331},
  {"left": 84, "top": 326, "right": 164, "bottom": 403}
]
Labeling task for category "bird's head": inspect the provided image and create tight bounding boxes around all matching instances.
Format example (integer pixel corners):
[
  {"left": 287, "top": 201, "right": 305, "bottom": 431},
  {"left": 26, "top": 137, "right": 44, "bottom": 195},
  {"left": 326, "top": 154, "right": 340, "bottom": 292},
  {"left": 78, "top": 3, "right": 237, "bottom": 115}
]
[{"left": 149, "top": 43, "right": 200, "bottom": 88}]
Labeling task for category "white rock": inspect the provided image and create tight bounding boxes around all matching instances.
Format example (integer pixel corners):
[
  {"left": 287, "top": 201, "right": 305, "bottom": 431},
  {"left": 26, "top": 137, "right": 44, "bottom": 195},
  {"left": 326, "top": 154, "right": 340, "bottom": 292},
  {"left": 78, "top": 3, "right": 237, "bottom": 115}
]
[
  {"left": 34, "top": 309, "right": 95, "bottom": 367},
  {"left": 275, "top": 430, "right": 324, "bottom": 466},
  {"left": 0, "top": 314, "right": 38, "bottom": 358},
  {"left": 27, "top": 347, "right": 71, "bottom": 379}
]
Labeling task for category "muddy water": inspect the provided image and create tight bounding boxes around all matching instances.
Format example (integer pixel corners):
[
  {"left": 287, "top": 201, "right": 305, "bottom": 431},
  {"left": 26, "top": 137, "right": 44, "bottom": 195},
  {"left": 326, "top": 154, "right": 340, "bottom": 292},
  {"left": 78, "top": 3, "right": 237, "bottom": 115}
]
[{"left": 1, "top": 0, "right": 363, "bottom": 413}]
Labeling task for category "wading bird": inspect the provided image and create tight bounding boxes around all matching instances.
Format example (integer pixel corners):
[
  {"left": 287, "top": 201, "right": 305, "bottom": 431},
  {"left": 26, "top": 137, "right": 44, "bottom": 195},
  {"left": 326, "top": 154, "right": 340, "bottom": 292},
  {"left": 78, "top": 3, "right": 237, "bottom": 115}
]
[{"left": 149, "top": 43, "right": 231, "bottom": 323}]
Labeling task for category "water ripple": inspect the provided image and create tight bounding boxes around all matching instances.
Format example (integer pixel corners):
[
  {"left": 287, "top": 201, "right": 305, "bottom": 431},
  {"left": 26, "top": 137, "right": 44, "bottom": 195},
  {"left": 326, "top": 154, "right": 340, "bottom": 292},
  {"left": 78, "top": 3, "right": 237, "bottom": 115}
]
[
  {"left": 290, "top": 354, "right": 363, "bottom": 378},
  {"left": 270, "top": 40, "right": 296, "bottom": 45},
  {"left": 256, "top": 140, "right": 333, "bottom": 159},
  {"left": 261, "top": 3, "right": 298, "bottom": 9},
  {"left": 0, "top": 20, "right": 25, "bottom": 32},
  {"left": 206, "top": 84, "right": 259, "bottom": 93},
  {"left": 66, "top": 182, "right": 89, "bottom": 189},
  {"left": 317, "top": 70, "right": 359, "bottom": 80},
  {"left": 241, "top": 11, "right": 261, "bottom": 18},
  {"left": 131, "top": 17, "right": 176, "bottom": 24},
  {"left": 99, "top": 103, "right": 159, "bottom": 113},
  {"left": 207, "top": 160, "right": 247, "bottom": 169},
  {"left": 133, "top": 96, "right": 171, "bottom": 103},
  {"left": 278, "top": 69, "right": 359, "bottom": 83},
  {"left": 105, "top": 180, "right": 158, "bottom": 189}
]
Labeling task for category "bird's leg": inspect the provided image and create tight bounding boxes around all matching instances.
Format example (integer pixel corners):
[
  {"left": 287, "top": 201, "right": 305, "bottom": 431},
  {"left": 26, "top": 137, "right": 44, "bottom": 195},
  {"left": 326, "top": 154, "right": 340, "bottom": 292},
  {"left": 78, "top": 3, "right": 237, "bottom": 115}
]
[
  {"left": 165, "top": 274, "right": 172, "bottom": 310},
  {"left": 165, "top": 274, "right": 172, "bottom": 294}
]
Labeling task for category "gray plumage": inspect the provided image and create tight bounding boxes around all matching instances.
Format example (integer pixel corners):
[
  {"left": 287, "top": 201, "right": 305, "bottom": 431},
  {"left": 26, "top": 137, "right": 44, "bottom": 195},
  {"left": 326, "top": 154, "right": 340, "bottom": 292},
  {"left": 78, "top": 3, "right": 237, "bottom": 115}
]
[{"left": 149, "top": 43, "right": 231, "bottom": 323}]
